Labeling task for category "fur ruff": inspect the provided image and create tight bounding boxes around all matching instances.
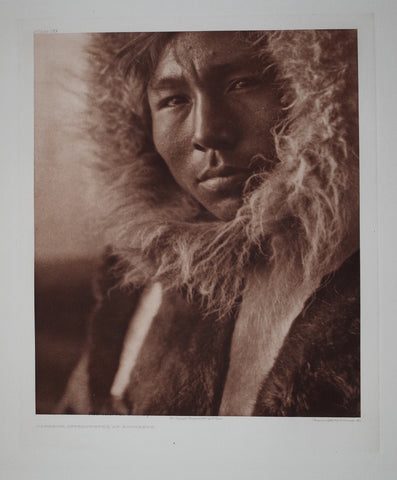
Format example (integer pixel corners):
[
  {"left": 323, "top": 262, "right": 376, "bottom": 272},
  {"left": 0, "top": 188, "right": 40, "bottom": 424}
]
[{"left": 85, "top": 30, "right": 359, "bottom": 317}]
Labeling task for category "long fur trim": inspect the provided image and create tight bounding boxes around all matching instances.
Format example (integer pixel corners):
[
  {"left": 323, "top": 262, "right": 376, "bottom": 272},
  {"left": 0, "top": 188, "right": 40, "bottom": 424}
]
[{"left": 85, "top": 30, "right": 359, "bottom": 316}]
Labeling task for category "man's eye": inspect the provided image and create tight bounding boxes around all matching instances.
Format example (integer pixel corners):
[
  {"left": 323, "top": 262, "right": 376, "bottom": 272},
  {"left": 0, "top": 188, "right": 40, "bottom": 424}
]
[
  {"left": 227, "top": 77, "right": 260, "bottom": 92},
  {"left": 159, "top": 95, "right": 189, "bottom": 109}
]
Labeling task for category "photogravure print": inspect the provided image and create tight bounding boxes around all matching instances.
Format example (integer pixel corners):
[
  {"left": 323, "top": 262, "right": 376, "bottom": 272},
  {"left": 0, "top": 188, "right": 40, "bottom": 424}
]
[{"left": 35, "top": 30, "right": 360, "bottom": 416}]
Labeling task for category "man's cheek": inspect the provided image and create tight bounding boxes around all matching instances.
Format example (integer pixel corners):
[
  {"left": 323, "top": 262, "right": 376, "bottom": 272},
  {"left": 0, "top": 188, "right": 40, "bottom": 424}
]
[{"left": 152, "top": 120, "right": 172, "bottom": 154}]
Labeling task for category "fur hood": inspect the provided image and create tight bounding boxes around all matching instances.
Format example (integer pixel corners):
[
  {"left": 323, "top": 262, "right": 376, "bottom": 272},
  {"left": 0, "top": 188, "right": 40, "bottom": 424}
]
[{"left": 85, "top": 30, "right": 359, "bottom": 314}]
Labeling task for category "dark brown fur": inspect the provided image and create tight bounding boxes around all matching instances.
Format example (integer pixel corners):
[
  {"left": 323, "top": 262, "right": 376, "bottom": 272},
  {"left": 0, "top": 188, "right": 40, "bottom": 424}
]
[{"left": 83, "top": 252, "right": 359, "bottom": 416}]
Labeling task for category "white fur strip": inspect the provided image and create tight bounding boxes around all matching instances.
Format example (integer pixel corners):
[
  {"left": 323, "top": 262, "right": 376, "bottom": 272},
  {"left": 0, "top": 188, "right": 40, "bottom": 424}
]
[
  {"left": 110, "top": 282, "right": 162, "bottom": 398},
  {"left": 219, "top": 268, "right": 319, "bottom": 416}
]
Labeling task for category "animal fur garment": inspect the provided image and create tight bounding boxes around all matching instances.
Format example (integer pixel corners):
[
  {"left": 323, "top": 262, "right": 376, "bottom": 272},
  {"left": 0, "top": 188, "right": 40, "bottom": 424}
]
[
  {"left": 57, "top": 30, "right": 360, "bottom": 416},
  {"left": 57, "top": 250, "right": 360, "bottom": 416}
]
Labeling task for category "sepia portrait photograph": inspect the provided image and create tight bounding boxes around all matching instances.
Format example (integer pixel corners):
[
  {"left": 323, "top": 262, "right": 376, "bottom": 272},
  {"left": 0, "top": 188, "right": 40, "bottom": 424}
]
[
  {"left": 5, "top": 0, "right": 397, "bottom": 474},
  {"left": 35, "top": 29, "right": 361, "bottom": 417}
]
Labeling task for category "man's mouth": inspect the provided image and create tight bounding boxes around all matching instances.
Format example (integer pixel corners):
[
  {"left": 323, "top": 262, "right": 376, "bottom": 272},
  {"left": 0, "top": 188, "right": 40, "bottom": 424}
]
[
  {"left": 198, "top": 172, "right": 249, "bottom": 193},
  {"left": 196, "top": 153, "right": 279, "bottom": 195}
]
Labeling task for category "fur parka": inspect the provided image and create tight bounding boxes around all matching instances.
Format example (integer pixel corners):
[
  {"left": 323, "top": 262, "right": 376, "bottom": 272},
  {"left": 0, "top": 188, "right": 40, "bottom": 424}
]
[
  {"left": 58, "top": 250, "right": 360, "bottom": 416},
  {"left": 58, "top": 29, "right": 360, "bottom": 416}
]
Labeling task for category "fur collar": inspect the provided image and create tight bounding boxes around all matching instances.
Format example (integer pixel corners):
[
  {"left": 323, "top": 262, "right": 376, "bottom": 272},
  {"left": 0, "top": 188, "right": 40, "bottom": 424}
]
[{"left": 85, "top": 30, "right": 359, "bottom": 317}]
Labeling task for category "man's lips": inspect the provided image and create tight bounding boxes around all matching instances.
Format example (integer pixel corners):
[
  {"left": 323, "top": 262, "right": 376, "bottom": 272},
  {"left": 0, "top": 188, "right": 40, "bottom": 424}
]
[{"left": 197, "top": 168, "right": 250, "bottom": 193}]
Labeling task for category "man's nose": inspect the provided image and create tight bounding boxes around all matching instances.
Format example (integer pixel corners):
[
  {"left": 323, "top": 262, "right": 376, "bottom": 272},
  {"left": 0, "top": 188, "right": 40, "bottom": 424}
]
[{"left": 192, "top": 96, "right": 237, "bottom": 152}]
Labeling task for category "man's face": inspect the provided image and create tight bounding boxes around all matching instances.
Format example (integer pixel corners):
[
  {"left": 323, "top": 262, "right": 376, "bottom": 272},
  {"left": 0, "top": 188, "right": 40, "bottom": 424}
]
[{"left": 147, "top": 32, "right": 281, "bottom": 221}]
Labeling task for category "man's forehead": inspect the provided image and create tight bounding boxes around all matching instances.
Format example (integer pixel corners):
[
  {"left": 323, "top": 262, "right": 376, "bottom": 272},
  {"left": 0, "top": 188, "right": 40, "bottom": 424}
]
[{"left": 150, "top": 32, "right": 258, "bottom": 87}]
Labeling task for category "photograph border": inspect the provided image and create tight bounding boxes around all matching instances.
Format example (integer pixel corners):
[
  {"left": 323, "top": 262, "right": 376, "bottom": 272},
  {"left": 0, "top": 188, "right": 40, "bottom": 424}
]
[{"left": 2, "top": 1, "right": 393, "bottom": 478}]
